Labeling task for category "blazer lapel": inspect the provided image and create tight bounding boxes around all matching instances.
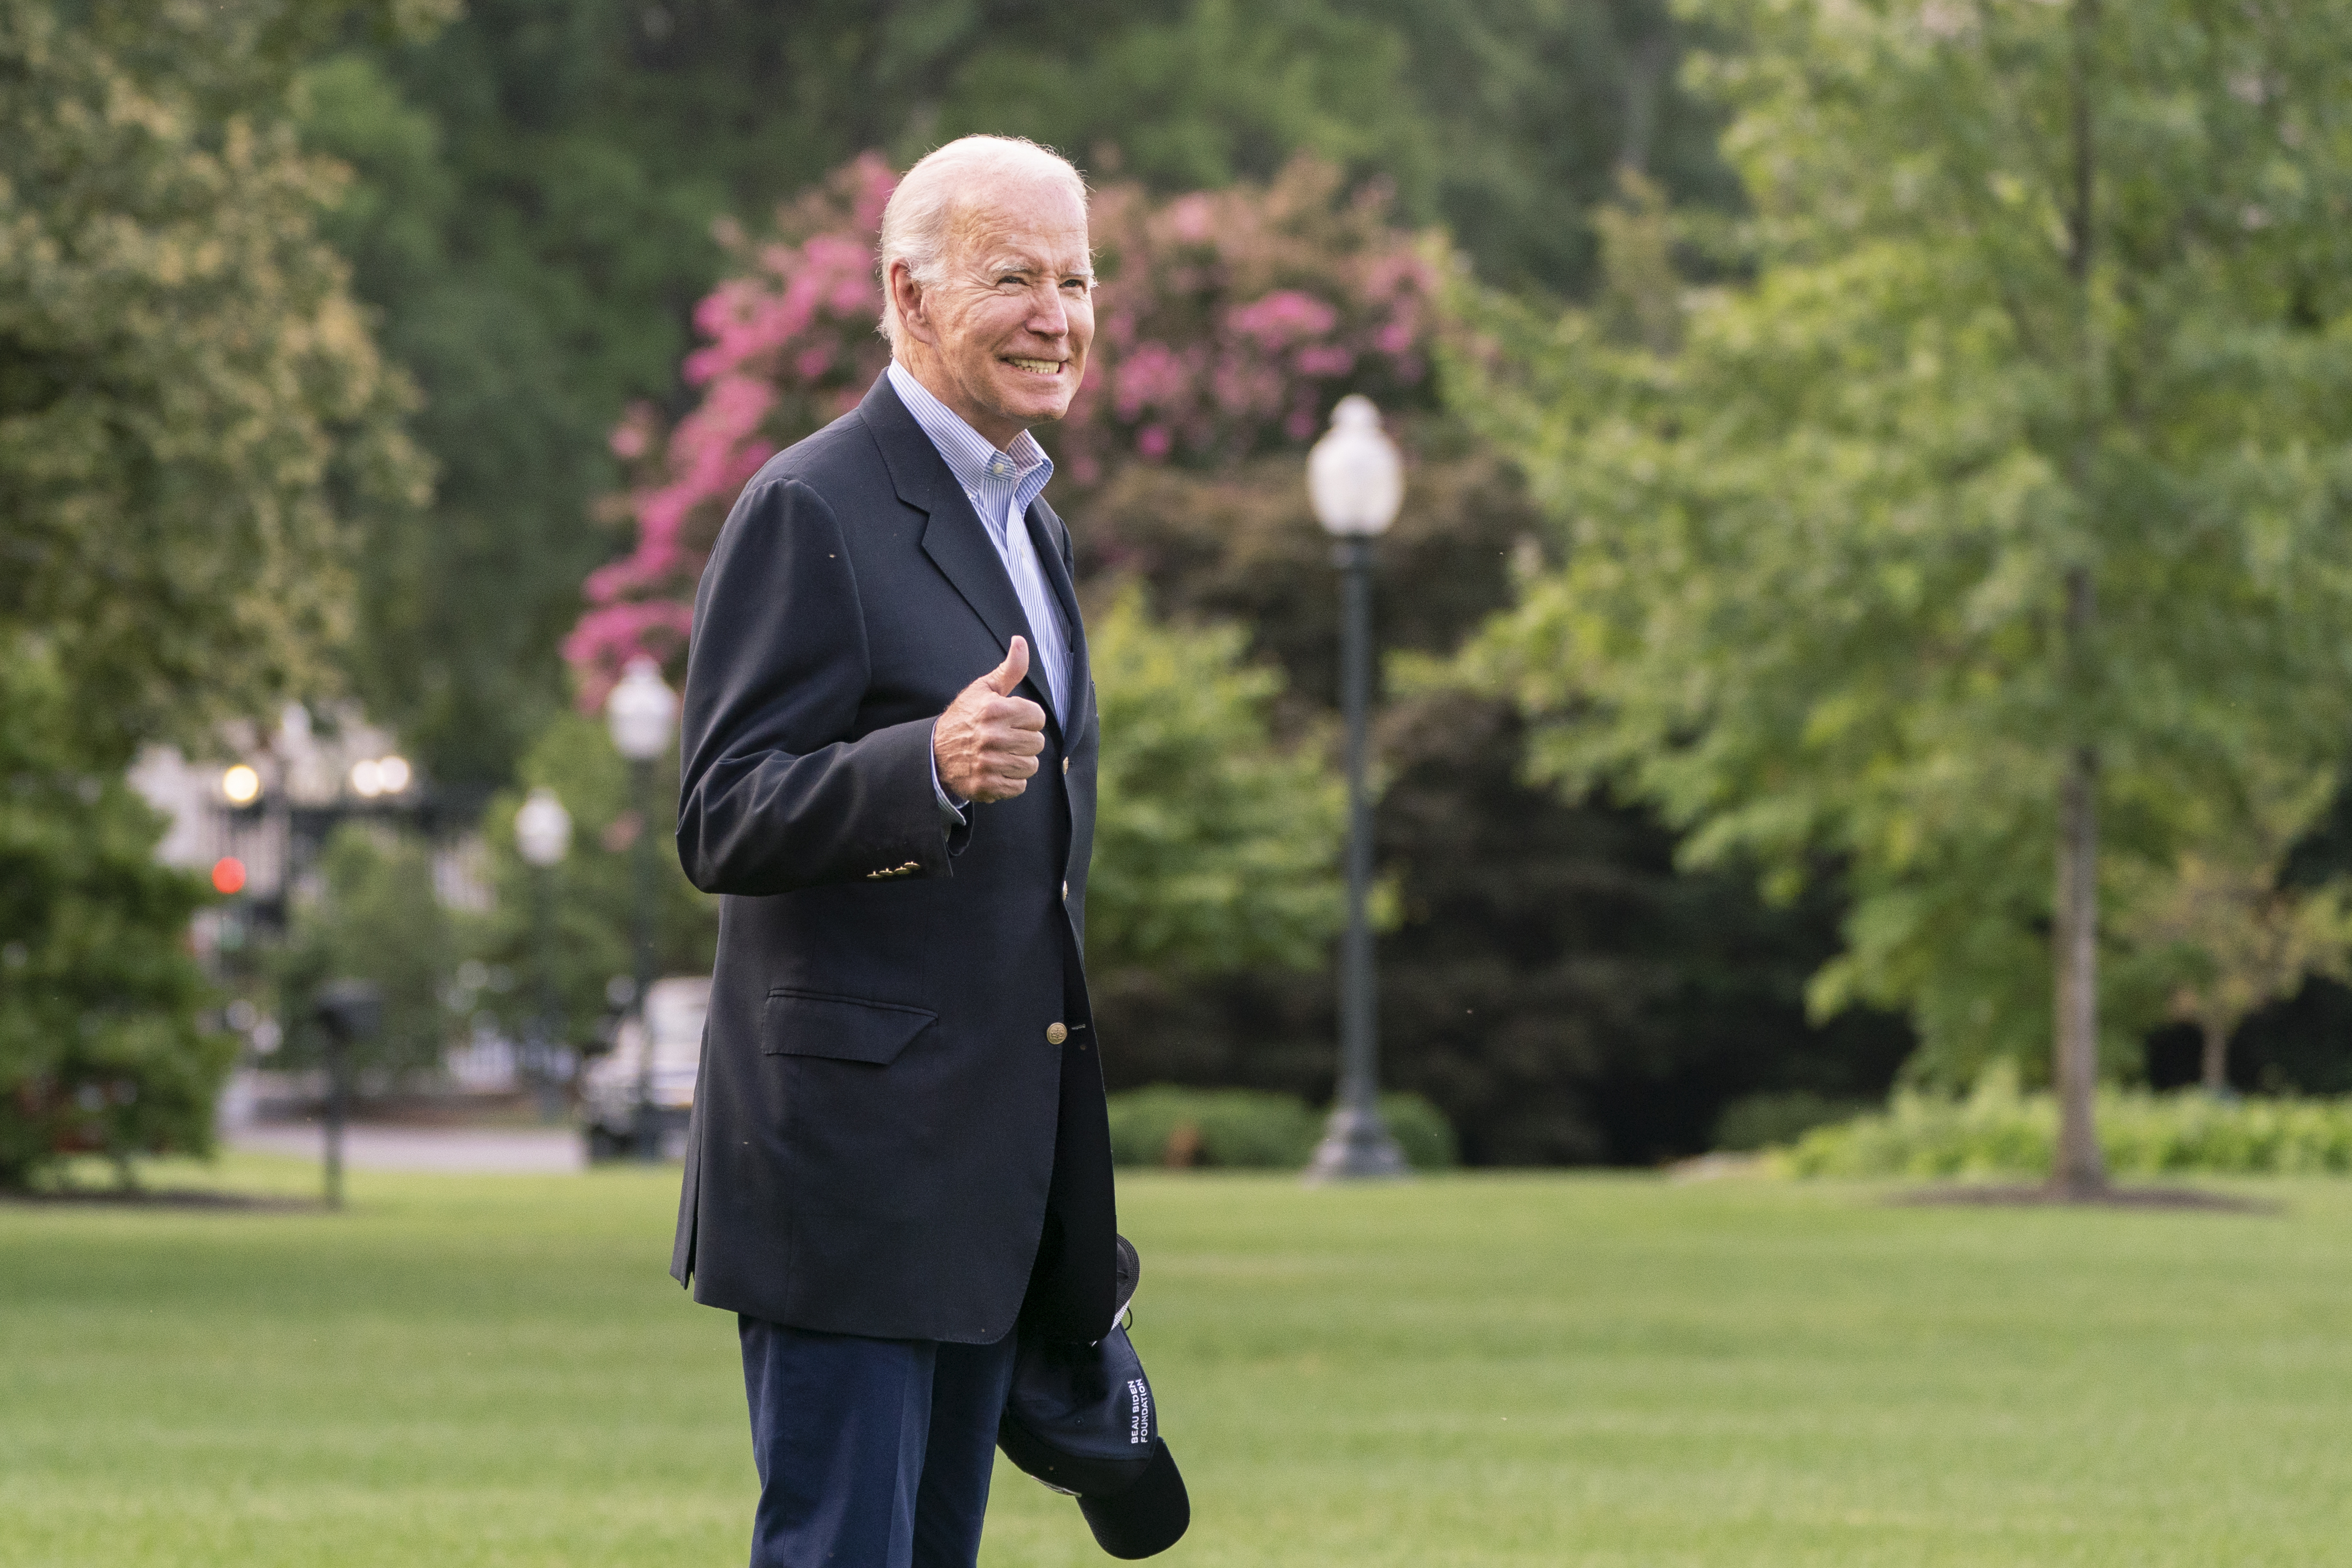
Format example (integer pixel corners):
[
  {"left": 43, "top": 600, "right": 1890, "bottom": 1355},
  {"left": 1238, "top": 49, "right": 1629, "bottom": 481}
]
[
  {"left": 1027, "top": 499, "right": 1092, "bottom": 744},
  {"left": 861, "top": 376, "right": 1061, "bottom": 723}
]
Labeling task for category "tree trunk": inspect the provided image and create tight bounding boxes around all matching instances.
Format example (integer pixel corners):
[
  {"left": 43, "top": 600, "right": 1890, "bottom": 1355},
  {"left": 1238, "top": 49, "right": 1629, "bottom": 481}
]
[
  {"left": 2199, "top": 1017, "right": 2231, "bottom": 1096},
  {"left": 2052, "top": 739, "right": 2108, "bottom": 1196},
  {"left": 2049, "top": 0, "right": 2107, "bottom": 1201}
]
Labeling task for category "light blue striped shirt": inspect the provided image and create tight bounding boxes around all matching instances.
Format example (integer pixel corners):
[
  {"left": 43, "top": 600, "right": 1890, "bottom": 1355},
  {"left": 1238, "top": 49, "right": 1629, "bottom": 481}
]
[
  {"left": 887, "top": 362, "right": 1073, "bottom": 725},
  {"left": 888, "top": 362, "right": 1074, "bottom": 820}
]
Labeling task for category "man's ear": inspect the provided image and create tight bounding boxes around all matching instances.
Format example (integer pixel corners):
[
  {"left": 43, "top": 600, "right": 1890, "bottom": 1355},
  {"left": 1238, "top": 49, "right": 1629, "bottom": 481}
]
[{"left": 889, "top": 259, "right": 938, "bottom": 349}]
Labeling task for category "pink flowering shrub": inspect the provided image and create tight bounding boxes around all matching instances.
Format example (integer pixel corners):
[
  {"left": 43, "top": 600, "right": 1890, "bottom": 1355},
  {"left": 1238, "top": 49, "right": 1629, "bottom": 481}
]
[
  {"left": 566, "top": 154, "right": 1438, "bottom": 704},
  {"left": 565, "top": 157, "right": 896, "bottom": 706},
  {"left": 1064, "top": 159, "right": 1436, "bottom": 484}
]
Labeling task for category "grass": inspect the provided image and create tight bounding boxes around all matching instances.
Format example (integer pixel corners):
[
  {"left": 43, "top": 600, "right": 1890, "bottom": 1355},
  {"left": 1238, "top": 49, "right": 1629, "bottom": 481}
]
[{"left": 5, "top": 1161, "right": 2352, "bottom": 1567}]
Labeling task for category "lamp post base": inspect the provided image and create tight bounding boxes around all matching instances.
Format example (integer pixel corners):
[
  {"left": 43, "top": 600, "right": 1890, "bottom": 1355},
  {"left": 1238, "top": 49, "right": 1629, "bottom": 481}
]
[{"left": 1304, "top": 1102, "right": 1410, "bottom": 1184}]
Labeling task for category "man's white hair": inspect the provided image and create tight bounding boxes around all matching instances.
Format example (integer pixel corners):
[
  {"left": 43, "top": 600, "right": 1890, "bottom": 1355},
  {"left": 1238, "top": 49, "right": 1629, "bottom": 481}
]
[{"left": 878, "top": 135, "right": 1090, "bottom": 350}]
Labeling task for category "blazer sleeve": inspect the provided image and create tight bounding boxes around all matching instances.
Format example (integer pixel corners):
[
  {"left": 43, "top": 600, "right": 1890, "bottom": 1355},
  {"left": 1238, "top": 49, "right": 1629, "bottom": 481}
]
[{"left": 675, "top": 474, "right": 957, "bottom": 896}]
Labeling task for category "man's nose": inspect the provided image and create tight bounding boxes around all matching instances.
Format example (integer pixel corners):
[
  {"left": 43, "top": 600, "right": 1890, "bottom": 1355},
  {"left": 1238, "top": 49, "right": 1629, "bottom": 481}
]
[{"left": 1024, "top": 285, "right": 1069, "bottom": 338}]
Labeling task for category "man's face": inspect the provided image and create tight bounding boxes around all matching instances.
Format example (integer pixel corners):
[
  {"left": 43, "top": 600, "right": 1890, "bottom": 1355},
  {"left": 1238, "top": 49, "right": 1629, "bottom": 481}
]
[{"left": 897, "top": 176, "right": 1094, "bottom": 450}]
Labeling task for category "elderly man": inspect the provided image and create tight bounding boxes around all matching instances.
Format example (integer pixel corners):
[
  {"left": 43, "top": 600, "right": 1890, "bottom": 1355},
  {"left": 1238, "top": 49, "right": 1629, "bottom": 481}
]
[{"left": 669, "top": 135, "right": 1116, "bottom": 1567}]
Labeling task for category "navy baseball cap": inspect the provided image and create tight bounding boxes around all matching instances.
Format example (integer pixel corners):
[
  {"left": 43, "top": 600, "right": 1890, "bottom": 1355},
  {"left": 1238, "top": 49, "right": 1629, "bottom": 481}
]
[{"left": 999, "top": 1239, "right": 1189, "bottom": 1558}]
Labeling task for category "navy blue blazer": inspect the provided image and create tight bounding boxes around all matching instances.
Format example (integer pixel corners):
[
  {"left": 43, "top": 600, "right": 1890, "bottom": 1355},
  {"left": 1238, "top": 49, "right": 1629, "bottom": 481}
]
[{"left": 669, "top": 373, "right": 1115, "bottom": 1345}]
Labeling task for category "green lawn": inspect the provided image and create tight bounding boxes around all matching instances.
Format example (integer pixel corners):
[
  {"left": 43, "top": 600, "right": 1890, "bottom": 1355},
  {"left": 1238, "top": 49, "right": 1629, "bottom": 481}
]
[{"left": 4, "top": 1162, "right": 2351, "bottom": 1567}]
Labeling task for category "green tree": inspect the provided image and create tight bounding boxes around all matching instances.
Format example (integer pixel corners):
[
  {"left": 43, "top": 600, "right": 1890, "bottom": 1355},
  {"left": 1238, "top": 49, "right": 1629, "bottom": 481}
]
[
  {"left": 0, "top": 650, "right": 227, "bottom": 1189},
  {"left": 467, "top": 713, "right": 718, "bottom": 1051},
  {"left": 276, "top": 822, "right": 455, "bottom": 1081},
  {"left": 0, "top": 0, "right": 433, "bottom": 1182},
  {"left": 2119, "top": 767, "right": 2352, "bottom": 1095},
  {"left": 1, "top": 0, "right": 431, "bottom": 764},
  {"left": 930, "top": 0, "right": 1735, "bottom": 299},
  {"left": 293, "top": 29, "right": 720, "bottom": 789},
  {"left": 1447, "top": 0, "right": 2352, "bottom": 1192},
  {"left": 1081, "top": 442, "right": 1915, "bottom": 1161},
  {"left": 1084, "top": 586, "right": 1346, "bottom": 981}
]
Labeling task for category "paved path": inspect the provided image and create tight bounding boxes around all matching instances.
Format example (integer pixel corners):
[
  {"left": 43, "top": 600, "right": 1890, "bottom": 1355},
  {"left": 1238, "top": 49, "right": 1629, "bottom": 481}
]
[{"left": 229, "top": 1124, "right": 588, "bottom": 1174}]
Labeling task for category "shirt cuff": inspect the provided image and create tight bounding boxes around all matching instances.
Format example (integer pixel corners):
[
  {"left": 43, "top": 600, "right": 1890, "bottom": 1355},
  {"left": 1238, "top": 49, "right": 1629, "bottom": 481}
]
[{"left": 929, "top": 721, "right": 968, "bottom": 827}]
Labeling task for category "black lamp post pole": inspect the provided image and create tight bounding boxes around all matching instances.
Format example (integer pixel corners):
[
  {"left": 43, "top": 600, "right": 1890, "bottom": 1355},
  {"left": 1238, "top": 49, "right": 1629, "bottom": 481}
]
[
  {"left": 282, "top": 801, "right": 354, "bottom": 1209},
  {"left": 312, "top": 980, "right": 380, "bottom": 1212},
  {"left": 322, "top": 1026, "right": 347, "bottom": 1209},
  {"left": 1308, "top": 537, "right": 1408, "bottom": 1181},
  {"left": 629, "top": 757, "right": 662, "bottom": 1161},
  {"left": 530, "top": 863, "right": 561, "bottom": 1119}
]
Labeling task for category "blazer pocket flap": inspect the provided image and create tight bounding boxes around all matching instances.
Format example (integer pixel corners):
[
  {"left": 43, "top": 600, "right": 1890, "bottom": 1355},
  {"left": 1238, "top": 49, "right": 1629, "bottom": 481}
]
[{"left": 761, "top": 989, "right": 936, "bottom": 1066}]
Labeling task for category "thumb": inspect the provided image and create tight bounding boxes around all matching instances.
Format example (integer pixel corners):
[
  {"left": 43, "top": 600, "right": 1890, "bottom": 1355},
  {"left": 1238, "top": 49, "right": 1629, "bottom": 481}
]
[{"left": 982, "top": 635, "right": 1029, "bottom": 697}]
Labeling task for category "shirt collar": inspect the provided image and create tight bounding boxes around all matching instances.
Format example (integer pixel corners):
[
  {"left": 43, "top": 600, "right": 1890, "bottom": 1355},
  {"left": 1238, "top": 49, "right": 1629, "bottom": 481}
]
[{"left": 886, "top": 361, "right": 1054, "bottom": 510}]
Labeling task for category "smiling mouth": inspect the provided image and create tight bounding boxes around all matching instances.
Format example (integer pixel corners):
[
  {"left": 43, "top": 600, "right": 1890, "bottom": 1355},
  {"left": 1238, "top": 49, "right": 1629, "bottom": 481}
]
[{"left": 1004, "top": 356, "right": 1064, "bottom": 377}]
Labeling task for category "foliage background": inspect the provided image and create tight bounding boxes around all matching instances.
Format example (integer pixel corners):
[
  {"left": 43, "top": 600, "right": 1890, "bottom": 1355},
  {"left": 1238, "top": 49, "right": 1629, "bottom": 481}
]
[
  {"left": 1442, "top": 0, "right": 2352, "bottom": 1100},
  {"left": 0, "top": 652, "right": 228, "bottom": 1186},
  {"left": 300, "top": 0, "right": 1738, "bottom": 795},
  {"left": 1, "top": 0, "right": 433, "bottom": 1184},
  {"left": 276, "top": 0, "right": 1913, "bottom": 1164},
  {"left": 553, "top": 135, "right": 1908, "bottom": 1164},
  {"left": 28, "top": 0, "right": 2352, "bottom": 1171}
]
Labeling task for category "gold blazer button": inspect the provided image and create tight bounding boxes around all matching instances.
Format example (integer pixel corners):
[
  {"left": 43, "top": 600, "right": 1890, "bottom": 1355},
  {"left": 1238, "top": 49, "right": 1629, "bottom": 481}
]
[{"left": 1046, "top": 1022, "right": 1068, "bottom": 1046}]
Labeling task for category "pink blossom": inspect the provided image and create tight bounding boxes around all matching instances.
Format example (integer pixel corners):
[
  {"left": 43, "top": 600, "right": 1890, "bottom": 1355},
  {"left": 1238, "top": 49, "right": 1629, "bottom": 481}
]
[
  {"left": 609, "top": 403, "right": 656, "bottom": 460},
  {"left": 621, "top": 490, "right": 691, "bottom": 574},
  {"left": 1363, "top": 250, "right": 1435, "bottom": 300},
  {"left": 1295, "top": 344, "right": 1356, "bottom": 379},
  {"left": 1211, "top": 356, "right": 1284, "bottom": 421},
  {"left": 1113, "top": 342, "right": 1192, "bottom": 421},
  {"left": 1136, "top": 425, "right": 1172, "bottom": 461},
  {"left": 1165, "top": 194, "right": 1214, "bottom": 244},
  {"left": 845, "top": 154, "right": 897, "bottom": 233},
  {"left": 564, "top": 601, "right": 696, "bottom": 711},
  {"left": 1226, "top": 291, "right": 1338, "bottom": 349}
]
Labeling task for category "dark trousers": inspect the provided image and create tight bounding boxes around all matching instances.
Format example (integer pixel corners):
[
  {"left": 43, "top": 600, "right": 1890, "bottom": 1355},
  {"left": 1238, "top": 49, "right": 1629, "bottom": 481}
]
[{"left": 739, "top": 1315, "right": 1020, "bottom": 1568}]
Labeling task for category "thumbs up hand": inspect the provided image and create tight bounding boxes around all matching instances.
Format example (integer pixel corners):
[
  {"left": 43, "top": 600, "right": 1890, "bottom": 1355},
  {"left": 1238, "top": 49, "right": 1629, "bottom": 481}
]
[
  {"left": 980, "top": 636, "right": 1029, "bottom": 699},
  {"left": 933, "top": 637, "right": 1048, "bottom": 802}
]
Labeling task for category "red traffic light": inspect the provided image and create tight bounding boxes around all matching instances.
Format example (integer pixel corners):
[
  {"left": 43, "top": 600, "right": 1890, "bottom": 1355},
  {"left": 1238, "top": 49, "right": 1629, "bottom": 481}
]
[{"left": 211, "top": 857, "right": 247, "bottom": 895}]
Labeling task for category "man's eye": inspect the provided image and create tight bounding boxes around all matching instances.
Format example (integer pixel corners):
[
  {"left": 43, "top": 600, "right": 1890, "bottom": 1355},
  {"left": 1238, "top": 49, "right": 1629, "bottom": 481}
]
[{"left": 1061, "top": 279, "right": 1089, "bottom": 293}]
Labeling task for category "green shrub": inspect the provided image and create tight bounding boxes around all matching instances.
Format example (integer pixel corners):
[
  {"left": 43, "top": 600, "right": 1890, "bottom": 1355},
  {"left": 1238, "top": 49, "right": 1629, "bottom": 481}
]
[
  {"left": 1377, "top": 1092, "right": 1460, "bottom": 1170},
  {"left": 1777, "top": 1070, "right": 2352, "bottom": 1178},
  {"left": 1713, "top": 1091, "right": 1874, "bottom": 1153},
  {"left": 0, "top": 654, "right": 230, "bottom": 1190},
  {"left": 1107, "top": 1087, "right": 1318, "bottom": 1169},
  {"left": 1106, "top": 1086, "right": 1458, "bottom": 1170}
]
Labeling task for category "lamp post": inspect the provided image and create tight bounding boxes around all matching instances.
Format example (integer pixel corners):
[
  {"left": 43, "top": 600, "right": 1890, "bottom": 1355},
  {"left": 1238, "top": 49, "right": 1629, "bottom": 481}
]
[
  {"left": 312, "top": 981, "right": 381, "bottom": 1211},
  {"left": 606, "top": 656, "right": 678, "bottom": 1161},
  {"left": 514, "top": 786, "right": 573, "bottom": 1119},
  {"left": 1305, "top": 396, "right": 1410, "bottom": 1182}
]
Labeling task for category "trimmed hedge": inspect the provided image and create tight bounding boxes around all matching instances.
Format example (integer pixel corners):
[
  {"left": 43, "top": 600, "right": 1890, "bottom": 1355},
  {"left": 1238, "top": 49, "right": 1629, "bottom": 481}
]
[
  {"left": 1778, "top": 1076, "right": 2352, "bottom": 1178},
  {"left": 1106, "top": 1085, "right": 1457, "bottom": 1170}
]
